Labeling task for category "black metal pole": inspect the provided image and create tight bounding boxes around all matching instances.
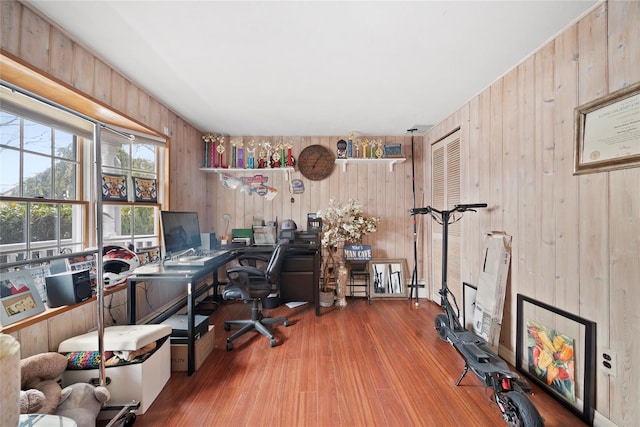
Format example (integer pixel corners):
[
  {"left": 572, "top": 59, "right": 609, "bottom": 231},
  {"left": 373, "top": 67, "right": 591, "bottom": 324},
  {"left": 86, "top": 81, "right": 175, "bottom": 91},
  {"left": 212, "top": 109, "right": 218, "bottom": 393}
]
[{"left": 407, "top": 128, "right": 419, "bottom": 305}]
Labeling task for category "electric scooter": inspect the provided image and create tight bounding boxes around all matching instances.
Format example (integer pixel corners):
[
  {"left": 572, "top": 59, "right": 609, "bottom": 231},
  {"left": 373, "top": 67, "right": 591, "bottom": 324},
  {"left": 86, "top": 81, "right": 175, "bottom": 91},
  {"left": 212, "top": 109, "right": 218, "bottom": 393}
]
[{"left": 411, "top": 204, "right": 544, "bottom": 427}]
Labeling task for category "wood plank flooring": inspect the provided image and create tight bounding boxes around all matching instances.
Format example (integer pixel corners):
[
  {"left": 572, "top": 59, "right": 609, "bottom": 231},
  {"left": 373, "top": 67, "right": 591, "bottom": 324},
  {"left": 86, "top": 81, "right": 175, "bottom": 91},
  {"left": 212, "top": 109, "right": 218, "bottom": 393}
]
[{"left": 125, "top": 298, "right": 588, "bottom": 427}]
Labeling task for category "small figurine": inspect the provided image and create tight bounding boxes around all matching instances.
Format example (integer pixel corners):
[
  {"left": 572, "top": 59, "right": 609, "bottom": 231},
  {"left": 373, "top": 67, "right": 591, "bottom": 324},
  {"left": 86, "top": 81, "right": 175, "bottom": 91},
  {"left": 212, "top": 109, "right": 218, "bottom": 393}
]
[{"left": 337, "top": 139, "right": 347, "bottom": 159}]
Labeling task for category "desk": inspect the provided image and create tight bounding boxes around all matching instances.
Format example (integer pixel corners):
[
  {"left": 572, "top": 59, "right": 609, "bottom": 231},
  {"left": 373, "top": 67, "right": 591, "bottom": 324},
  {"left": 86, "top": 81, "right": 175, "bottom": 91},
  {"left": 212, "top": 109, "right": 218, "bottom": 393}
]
[
  {"left": 126, "top": 250, "right": 236, "bottom": 376},
  {"left": 230, "top": 244, "right": 321, "bottom": 316}
]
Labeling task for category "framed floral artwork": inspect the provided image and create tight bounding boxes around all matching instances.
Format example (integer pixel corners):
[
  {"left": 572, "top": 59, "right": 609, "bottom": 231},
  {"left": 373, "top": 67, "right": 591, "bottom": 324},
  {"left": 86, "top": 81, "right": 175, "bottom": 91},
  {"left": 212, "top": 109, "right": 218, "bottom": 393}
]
[
  {"left": 133, "top": 176, "right": 158, "bottom": 202},
  {"left": 516, "top": 294, "right": 596, "bottom": 425},
  {"left": 102, "top": 173, "right": 128, "bottom": 201}
]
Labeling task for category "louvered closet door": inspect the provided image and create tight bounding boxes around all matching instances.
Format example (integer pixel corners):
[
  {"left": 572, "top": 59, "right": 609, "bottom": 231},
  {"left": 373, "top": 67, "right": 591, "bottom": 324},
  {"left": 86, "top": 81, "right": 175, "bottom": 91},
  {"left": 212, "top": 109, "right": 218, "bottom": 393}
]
[{"left": 430, "top": 131, "right": 461, "bottom": 303}]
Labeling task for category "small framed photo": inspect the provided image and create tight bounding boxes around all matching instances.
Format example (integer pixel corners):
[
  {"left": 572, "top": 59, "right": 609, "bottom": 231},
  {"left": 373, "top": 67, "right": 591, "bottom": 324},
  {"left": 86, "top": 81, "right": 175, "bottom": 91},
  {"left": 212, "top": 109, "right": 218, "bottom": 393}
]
[
  {"left": 102, "top": 173, "right": 128, "bottom": 201},
  {"left": 133, "top": 177, "right": 158, "bottom": 203},
  {"left": 0, "top": 270, "right": 46, "bottom": 327},
  {"left": 383, "top": 144, "right": 403, "bottom": 158}
]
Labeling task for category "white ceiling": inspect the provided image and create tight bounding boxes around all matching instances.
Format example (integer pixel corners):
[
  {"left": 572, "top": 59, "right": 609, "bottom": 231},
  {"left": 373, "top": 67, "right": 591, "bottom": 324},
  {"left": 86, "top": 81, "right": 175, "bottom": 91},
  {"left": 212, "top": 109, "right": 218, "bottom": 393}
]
[{"left": 26, "top": 1, "right": 598, "bottom": 136}]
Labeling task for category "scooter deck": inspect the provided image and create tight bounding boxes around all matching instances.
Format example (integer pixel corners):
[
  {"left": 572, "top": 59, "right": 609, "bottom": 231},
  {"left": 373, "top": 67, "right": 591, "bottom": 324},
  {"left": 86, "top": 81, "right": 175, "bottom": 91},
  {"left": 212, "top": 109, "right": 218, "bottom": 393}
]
[{"left": 448, "top": 329, "right": 513, "bottom": 375}]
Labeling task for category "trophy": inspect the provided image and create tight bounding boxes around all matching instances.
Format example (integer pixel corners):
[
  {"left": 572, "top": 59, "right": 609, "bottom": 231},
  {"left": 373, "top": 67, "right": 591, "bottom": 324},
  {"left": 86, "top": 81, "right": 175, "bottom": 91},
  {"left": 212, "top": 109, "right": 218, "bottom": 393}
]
[
  {"left": 202, "top": 133, "right": 215, "bottom": 168},
  {"left": 230, "top": 137, "right": 243, "bottom": 168},
  {"left": 361, "top": 138, "right": 369, "bottom": 159},
  {"left": 215, "top": 135, "right": 226, "bottom": 168},
  {"left": 258, "top": 142, "right": 266, "bottom": 169},
  {"left": 373, "top": 139, "right": 384, "bottom": 158},
  {"left": 354, "top": 139, "right": 361, "bottom": 158},
  {"left": 286, "top": 140, "right": 294, "bottom": 167},
  {"left": 247, "top": 139, "right": 256, "bottom": 169},
  {"left": 347, "top": 131, "right": 355, "bottom": 158}
]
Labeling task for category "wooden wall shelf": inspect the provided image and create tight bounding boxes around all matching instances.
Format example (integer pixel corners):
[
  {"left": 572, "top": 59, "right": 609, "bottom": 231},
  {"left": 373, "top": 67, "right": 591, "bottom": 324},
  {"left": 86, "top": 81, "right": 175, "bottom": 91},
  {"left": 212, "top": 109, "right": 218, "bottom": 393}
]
[{"left": 335, "top": 158, "right": 406, "bottom": 172}]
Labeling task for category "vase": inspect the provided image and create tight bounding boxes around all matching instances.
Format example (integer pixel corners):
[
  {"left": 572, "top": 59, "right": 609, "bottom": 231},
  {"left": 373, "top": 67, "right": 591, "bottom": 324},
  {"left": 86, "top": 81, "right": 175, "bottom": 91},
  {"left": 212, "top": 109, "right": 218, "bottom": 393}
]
[
  {"left": 336, "top": 259, "right": 348, "bottom": 307},
  {"left": 319, "top": 290, "right": 334, "bottom": 307},
  {"left": 335, "top": 239, "right": 348, "bottom": 307}
]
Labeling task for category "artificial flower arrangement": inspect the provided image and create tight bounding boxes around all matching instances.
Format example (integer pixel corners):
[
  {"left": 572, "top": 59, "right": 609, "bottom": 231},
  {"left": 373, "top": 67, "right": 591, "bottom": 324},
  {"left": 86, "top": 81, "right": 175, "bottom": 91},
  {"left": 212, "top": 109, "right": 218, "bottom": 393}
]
[{"left": 317, "top": 198, "right": 380, "bottom": 248}]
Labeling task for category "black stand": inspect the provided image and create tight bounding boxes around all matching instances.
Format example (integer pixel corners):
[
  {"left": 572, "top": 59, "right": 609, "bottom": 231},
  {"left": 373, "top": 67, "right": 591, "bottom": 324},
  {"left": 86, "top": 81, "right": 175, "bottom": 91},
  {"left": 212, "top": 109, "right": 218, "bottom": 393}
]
[{"left": 407, "top": 128, "right": 419, "bottom": 305}]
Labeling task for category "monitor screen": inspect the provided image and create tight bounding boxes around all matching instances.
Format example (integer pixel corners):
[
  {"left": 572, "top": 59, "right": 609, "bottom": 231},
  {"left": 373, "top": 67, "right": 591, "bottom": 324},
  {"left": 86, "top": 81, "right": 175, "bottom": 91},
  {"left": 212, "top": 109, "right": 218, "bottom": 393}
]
[{"left": 160, "top": 211, "right": 202, "bottom": 255}]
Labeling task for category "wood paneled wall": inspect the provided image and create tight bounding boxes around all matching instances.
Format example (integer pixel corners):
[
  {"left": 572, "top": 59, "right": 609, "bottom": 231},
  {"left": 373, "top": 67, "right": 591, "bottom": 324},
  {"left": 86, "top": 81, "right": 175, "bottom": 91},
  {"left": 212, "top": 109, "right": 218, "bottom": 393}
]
[
  {"left": 3, "top": 1, "right": 638, "bottom": 425},
  {"left": 0, "top": 0, "right": 209, "bottom": 216},
  {"left": 204, "top": 135, "right": 424, "bottom": 270},
  {"left": 423, "top": 3, "right": 639, "bottom": 425},
  {"left": 0, "top": 0, "right": 205, "bottom": 353}
]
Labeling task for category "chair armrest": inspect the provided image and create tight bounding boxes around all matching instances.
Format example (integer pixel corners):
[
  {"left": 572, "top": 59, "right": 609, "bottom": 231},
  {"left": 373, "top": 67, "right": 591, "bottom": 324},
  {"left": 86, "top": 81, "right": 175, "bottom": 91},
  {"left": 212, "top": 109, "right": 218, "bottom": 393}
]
[
  {"left": 237, "top": 254, "right": 270, "bottom": 267},
  {"left": 226, "top": 265, "right": 264, "bottom": 281}
]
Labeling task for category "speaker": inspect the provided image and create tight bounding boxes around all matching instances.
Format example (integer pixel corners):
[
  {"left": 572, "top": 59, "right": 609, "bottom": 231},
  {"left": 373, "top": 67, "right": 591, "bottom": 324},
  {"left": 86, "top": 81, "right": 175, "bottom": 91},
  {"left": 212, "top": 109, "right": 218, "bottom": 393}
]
[
  {"left": 200, "top": 232, "right": 217, "bottom": 250},
  {"left": 45, "top": 269, "right": 92, "bottom": 308}
]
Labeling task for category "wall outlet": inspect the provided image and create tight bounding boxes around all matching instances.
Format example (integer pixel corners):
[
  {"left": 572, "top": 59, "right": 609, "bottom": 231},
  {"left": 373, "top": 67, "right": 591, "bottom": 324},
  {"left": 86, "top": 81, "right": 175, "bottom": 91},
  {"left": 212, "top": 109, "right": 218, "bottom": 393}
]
[{"left": 600, "top": 349, "right": 617, "bottom": 377}]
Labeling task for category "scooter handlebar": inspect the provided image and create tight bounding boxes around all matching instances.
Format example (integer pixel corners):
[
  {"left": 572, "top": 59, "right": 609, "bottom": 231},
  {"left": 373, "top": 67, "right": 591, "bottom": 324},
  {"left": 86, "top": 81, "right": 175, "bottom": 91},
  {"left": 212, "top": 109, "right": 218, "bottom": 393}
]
[
  {"left": 409, "top": 207, "right": 432, "bottom": 215},
  {"left": 455, "top": 203, "right": 487, "bottom": 211}
]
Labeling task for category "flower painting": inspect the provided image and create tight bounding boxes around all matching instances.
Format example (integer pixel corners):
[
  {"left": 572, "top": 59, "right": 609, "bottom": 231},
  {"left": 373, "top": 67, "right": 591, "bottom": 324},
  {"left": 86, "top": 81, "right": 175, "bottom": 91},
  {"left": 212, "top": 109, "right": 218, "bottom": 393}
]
[{"left": 527, "top": 321, "right": 576, "bottom": 403}]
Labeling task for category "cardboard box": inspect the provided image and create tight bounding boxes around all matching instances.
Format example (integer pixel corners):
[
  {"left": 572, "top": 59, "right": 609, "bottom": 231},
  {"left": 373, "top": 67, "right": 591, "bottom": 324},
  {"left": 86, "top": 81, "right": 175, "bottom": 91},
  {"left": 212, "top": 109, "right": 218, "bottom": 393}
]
[
  {"left": 163, "top": 314, "right": 210, "bottom": 343},
  {"left": 472, "top": 232, "right": 511, "bottom": 352},
  {"left": 171, "top": 325, "right": 215, "bottom": 372}
]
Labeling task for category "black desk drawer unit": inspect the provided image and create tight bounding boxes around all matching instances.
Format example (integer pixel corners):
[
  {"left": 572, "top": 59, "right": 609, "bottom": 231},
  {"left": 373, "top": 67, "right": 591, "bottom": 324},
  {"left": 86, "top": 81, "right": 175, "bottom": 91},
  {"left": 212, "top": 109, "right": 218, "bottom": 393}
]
[{"left": 280, "top": 249, "right": 320, "bottom": 316}]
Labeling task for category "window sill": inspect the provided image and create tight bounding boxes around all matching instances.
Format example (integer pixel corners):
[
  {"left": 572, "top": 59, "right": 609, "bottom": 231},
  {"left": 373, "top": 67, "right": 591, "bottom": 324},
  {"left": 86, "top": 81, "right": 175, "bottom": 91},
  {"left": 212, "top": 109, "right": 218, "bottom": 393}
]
[{"left": 0, "top": 283, "right": 127, "bottom": 334}]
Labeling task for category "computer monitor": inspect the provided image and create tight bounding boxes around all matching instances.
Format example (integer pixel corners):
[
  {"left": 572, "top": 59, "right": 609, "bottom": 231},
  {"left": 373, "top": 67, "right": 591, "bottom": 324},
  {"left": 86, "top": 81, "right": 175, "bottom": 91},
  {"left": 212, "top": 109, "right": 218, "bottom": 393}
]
[{"left": 160, "top": 211, "right": 202, "bottom": 256}]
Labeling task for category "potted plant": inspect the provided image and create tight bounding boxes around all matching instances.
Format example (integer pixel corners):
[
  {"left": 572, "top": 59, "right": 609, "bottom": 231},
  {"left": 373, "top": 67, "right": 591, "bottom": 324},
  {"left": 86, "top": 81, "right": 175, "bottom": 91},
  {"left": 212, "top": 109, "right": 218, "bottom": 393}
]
[{"left": 317, "top": 198, "right": 380, "bottom": 306}]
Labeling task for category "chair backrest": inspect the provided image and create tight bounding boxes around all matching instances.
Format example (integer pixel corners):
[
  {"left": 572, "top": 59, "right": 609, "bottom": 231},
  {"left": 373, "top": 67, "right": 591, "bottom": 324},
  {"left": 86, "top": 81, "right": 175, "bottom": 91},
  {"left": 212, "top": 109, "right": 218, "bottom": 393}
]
[{"left": 265, "top": 239, "right": 289, "bottom": 284}]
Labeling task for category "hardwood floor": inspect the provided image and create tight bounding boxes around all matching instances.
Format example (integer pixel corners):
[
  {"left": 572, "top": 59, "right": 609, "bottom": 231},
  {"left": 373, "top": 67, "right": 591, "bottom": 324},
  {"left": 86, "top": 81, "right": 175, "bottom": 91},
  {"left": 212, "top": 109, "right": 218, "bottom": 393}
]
[{"left": 127, "top": 298, "right": 588, "bottom": 426}]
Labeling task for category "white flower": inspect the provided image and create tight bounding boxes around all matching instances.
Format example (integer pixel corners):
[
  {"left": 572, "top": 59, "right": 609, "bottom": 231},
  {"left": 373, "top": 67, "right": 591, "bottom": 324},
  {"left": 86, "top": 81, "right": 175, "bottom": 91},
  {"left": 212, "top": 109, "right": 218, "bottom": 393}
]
[{"left": 317, "top": 198, "right": 380, "bottom": 247}]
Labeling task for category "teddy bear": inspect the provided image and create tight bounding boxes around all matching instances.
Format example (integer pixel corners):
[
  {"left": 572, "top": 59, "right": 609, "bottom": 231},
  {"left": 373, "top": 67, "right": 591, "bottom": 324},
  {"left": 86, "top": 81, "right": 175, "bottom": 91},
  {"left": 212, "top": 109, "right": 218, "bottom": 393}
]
[
  {"left": 19, "top": 351, "right": 68, "bottom": 414},
  {"left": 54, "top": 382, "right": 110, "bottom": 427}
]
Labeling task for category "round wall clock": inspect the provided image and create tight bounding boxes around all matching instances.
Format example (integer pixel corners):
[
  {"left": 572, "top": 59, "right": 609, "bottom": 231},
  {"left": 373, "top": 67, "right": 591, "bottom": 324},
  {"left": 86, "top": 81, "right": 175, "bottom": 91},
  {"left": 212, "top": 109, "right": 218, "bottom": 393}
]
[{"left": 297, "top": 145, "right": 335, "bottom": 181}]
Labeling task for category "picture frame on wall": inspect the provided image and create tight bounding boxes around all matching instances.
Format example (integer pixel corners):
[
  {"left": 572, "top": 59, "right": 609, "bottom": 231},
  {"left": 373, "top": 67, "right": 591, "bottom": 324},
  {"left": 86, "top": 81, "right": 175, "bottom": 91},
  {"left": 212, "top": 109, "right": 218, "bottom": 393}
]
[
  {"left": 383, "top": 144, "right": 403, "bottom": 158},
  {"left": 0, "top": 270, "right": 46, "bottom": 327},
  {"left": 102, "top": 173, "right": 128, "bottom": 201},
  {"left": 133, "top": 176, "right": 158, "bottom": 202},
  {"left": 574, "top": 81, "right": 640, "bottom": 175}
]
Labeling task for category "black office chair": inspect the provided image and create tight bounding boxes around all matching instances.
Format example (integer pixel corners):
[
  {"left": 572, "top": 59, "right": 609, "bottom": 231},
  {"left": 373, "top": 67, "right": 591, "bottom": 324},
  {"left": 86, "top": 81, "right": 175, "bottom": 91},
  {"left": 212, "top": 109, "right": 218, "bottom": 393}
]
[{"left": 222, "top": 240, "right": 290, "bottom": 350}]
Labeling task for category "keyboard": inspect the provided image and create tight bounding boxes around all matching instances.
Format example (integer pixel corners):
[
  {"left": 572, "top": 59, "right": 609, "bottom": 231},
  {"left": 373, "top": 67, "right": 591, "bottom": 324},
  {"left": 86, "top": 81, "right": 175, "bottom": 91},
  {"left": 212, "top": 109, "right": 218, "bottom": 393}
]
[
  {"left": 163, "top": 250, "right": 231, "bottom": 269},
  {"left": 164, "top": 255, "right": 215, "bottom": 268}
]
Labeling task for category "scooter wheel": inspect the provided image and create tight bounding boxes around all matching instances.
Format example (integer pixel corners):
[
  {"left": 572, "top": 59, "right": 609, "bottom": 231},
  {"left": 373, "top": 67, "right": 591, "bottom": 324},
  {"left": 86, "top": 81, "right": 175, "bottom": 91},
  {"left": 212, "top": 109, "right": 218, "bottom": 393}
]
[
  {"left": 503, "top": 391, "right": 545, "bottom": 427},
  {"left": 434, "top": 314, "right": 448, "bottom": 341}
]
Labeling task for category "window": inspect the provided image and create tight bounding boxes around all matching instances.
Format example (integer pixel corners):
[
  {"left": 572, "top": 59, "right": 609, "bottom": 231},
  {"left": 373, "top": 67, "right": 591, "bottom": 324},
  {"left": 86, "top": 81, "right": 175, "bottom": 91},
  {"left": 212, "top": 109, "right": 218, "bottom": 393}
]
[
  {"left": 0, "top": 100, "right": 87, "bottom": 262},
  {"left": 0, "top": 86, "right": 166, "bottom": 265},
  {"left": 101, "top": 128, "right": 163, "bottom": 251}
]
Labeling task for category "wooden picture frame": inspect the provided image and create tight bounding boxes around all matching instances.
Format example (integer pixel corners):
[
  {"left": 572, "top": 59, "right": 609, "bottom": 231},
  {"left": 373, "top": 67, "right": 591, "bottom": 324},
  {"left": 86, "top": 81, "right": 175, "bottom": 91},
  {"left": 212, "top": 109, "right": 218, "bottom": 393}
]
[
  {"left": 0, "top": 270, "right": 46, "bottom": 326},
  {"left": 101, "top": 173, "right": 128, "bottom": 201},
  {"left": 516, "top": 294, "right": 596, "bottom": 425},
  {"left": 133, "top": 176, "right": 158, "bottom": 202},
  {"left": 574, "top": 81, "right": 640, "bottom": 175},
  {"left": 369, "top": 258, "right": 407, "bottom": 298},
  {"left": 383, "top": 144, "right": 403, "bottom": 158}
]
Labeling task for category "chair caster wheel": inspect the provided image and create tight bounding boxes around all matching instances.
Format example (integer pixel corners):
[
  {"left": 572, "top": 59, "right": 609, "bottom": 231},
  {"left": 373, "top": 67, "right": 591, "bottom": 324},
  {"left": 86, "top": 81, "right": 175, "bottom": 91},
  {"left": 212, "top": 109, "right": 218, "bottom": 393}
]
[
  {"left": 284, "top": 320, "right": 290, "bottom": 327},
  {"left": 269, "top": 339, "right": 277, "bottom": 347},
  {"left": 224, "top": 323, "right": 230, "bottom": 331},
  {"left": 123, "top": 412, "right": 136, "bottom": 427},
  {"left": 226, "top": 342, "right": 233, "bottom": 351}
]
